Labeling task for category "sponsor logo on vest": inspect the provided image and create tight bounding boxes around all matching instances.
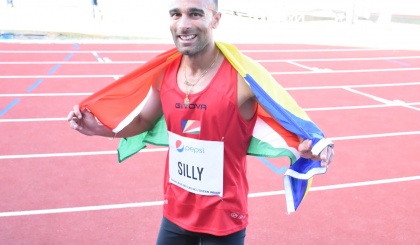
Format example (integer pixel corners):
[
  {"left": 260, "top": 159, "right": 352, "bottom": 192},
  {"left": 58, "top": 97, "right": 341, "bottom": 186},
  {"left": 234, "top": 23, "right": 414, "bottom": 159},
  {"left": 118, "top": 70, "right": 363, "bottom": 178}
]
[
  {"left": 175, "top": 103, "right": 207, "bottom": 110},
  {"left": 175, "top": 140, "right": 184, "bottom": 152},
  {"left": 231, "top": 213, "right": 246, "bottom": 220},
  {"left": 175, "top": 140, "right": 205, "bottom": 154}
]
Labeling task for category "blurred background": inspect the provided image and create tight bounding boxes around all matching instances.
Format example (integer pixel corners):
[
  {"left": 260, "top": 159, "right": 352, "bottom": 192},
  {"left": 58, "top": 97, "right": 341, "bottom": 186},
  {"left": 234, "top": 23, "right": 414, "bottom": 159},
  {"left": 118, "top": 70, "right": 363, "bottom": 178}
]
[{"left": 0, "top": 0, "right": 420, "bottom": 48}]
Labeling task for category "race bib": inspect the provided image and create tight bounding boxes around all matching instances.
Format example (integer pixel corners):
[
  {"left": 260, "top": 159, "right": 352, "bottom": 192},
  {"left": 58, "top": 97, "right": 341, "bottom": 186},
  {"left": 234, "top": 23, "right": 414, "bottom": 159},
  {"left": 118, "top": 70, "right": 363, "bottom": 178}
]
[{"left": 168, "top": 131, "right": 224, "bottom": 197}]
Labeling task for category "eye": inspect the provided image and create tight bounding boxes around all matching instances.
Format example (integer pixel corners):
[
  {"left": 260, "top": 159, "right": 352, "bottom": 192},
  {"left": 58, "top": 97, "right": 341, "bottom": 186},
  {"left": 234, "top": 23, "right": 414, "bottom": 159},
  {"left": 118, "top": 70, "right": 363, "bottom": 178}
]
[
  {"left": 170, "top": 13, "right": 181, "bottom": 19},
  {"left": 169, "top": 9, "right": 182, "bottom": 19},
  {"left": 190, "top": 12, "right": 203, "bottom": 19}
]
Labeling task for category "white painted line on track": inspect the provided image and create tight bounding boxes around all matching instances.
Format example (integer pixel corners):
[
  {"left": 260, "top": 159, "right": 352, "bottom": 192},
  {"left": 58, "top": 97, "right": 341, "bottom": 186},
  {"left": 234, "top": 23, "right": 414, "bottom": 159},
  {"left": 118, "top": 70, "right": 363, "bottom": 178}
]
[
  {"left": 344, "top": 87, "right": 393, "bottom": 104},
  {"left": 0, "top": 93, "right": 91, "bottom": 97},
  {"left": 286, "top": 81, "right": 420, "bottom": 90},
  {"left": 1, "top": 175, "right": 419, "bottom": 217},
  {"left": 1, "top": 67, "right": 420, "bottom": 79},
  {"left": 271, "top": 67, "right": 420, "bottom": 75},
  {"left": 2, "top": 56, "right": 419, "bottom": 65},
  {"left": 0, "top": 117, "right": 65, "bottom": 122},
  {"left": 1, "top": 101, "right": 419, "bottom": 123},
  {"left": 285, "top": 60, "right": 314, "bottom": 71},
  {"left": 248, "top": 176, "right": 420, "bottom": 197},
  {"left": 0, "top": 200, "right": 165, "bottom": 217},
  {"left": 0, "top": 148, "right": 167, "bottom": 160},
  {"left": 91, "top": 52, "right": 104, "bottom": 63},
  {"left": 258, "top": 56, "right": 420, "bottom": 63},
  {"left": 0, "top": 48, "right": 389, "bottom": 54},
  {"left": 1, "top": 131, "right": 420, "bottom": 160},
  {"left": 0, "top": 61, "right": 145, "bottom": 65},
  {"left": 344, "top": 87, "right": 420, "bottom": 111},
  {"left": 0, "top": 50, "right": 168, "bottom": 54},
  {"left": 304, "top": 102, "right": 420, "bottom": 111},
  {"left": 0, "top": 75, "right": 117, "bottom": 79},
  {"left": 329, "top": 131, "right": 420, "bottom": 141},
  {"left": 1, "top": 82, "right": 420, "bottom": 97}
]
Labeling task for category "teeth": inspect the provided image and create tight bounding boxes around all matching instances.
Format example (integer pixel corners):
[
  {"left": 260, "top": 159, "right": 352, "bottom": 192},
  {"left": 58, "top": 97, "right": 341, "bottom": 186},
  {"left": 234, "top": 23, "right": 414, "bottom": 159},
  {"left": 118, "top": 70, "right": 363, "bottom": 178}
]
[{"left": 180, "top": 35, "right": 195, "bottom": 40}]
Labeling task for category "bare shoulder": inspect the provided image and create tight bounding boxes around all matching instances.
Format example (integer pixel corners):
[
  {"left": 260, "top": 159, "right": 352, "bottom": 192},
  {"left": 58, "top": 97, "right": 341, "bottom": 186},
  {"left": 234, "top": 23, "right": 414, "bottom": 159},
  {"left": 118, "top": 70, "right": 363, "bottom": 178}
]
[
  {"left": 237, "top": 73, "right": 255, "bottom": 105},
  {"left": 152, "top": 69, "right": 166, "bottom": 92},
  {"left": 237, "top": 73, "right": 257, "bottom": 121}
]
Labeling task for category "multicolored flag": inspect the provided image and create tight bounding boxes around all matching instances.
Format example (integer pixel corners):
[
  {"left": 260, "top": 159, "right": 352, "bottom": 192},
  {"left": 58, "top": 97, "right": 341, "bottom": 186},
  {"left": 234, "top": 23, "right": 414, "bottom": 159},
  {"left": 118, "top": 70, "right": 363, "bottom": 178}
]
[{"left": 79, "top": 42, "right": 333, "bottom": 213}]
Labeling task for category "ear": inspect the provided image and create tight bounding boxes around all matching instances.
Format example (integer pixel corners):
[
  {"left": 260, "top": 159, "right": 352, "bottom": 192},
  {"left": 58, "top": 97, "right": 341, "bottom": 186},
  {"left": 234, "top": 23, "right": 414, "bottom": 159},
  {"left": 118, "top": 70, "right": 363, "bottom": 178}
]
[{"left": 211, "top": 12, "right": 222, "bottom": 29}]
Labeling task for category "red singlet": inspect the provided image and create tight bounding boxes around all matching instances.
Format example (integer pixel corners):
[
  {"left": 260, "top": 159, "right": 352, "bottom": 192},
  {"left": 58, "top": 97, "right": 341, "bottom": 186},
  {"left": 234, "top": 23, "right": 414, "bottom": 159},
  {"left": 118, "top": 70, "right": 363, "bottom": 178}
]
[{"left": 160, "top": 55, "right": 257, "bottom": 236}]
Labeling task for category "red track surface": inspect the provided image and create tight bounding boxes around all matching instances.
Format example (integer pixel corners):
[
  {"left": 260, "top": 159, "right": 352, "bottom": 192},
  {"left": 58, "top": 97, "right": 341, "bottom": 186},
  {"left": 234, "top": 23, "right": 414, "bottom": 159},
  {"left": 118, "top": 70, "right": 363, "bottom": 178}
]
[{"left": 1, "top": 42, "right": 419, "bottom": 245}]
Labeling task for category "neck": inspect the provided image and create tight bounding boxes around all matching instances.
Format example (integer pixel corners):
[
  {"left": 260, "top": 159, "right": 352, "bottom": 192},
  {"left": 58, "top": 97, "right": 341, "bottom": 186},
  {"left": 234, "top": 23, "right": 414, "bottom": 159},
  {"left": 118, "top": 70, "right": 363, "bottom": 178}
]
[{"left": 183, "top": 44, "right": 218, "bottom": 74}]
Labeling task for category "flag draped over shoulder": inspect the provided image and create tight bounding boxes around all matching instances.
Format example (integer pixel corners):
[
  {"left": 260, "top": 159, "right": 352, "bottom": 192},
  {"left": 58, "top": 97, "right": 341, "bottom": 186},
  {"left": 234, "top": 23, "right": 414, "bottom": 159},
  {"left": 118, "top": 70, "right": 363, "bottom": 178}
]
[{"left": 79, "top": 42, "right": 333, "bottom": 213}]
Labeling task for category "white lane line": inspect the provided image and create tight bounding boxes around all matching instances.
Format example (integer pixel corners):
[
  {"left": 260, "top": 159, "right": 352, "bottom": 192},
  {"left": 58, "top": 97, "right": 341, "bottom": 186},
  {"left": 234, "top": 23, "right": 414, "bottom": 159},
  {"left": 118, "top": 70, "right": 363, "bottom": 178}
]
[
  {"left": 1, "top": 131, "right": 420, "bottom": 160},
  {"left": 0, "top": 148, "right": 168, "bottom": 160},
  {"left": 258, "top": 56, "right": 420, "bottom": 63},
  {"left": 92, "top": 51, "right": 104, "bottom": 63},
  {"left": 329, "top": 131, "right": 420, "bottom": 141},
  {"left": 271, "top": 67, "right": 420, "bottom": 75},
  {"left": 286, "top": 81, "right": 420, "bottom": 90},
  {"left": 0, "top": 117, "right": 66, "bottom": 122},
  {"left": 0, "top": 61, "right": 144, "bottom": 65},
  {"left": 1, "top": 175, "right": 418, "bottom": 217},
  {"left": 2, "top": 56, "right": 419, "bottom": 65},
  {"left": 343, "top": 87, "right": 393, "bottom": 104},
  {"left": 248, "top": 175, "right": 420, "bottom": 197},
  {"left": 304, "top": 102, "right": 420, "bottom": 111},
  {"left": 344, "top": 87, "right": 420, "bottom": 111},
  {"left": 0, "top": 48, "right": 387, "bottom": 54},
  {"left": 1, "top": 82, "right": 420, "bottom": 97},
  {"left": 0, "top": 93, "right": 91, "bottom": 97},
  {"left": 1, "top": 67, "right": 420, "bottom": 79},
  {"left": 0, "top": 75, "right": 118, "bottom": 79},
  {"left": 286, "top": 60, "right": 333, "bottom": 72},
  {"left": 1, "top": 101, "right": 419, "bottom": 122},
  {"left": 285, "top": 60, "right": 314, "bottom": 71}
]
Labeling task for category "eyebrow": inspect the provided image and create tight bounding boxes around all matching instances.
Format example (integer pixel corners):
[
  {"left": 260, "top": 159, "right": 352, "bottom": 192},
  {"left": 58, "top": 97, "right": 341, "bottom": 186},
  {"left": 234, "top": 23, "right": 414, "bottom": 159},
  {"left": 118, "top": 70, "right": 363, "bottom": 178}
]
[{"left": 169, "top": 7, "right": 206, "bottom": 15}]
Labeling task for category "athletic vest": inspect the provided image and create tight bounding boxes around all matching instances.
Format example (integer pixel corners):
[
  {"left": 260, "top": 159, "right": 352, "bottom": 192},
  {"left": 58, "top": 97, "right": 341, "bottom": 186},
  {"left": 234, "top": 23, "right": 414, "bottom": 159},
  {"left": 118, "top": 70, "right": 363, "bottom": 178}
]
[{"left": 160, "top": 55, "right": 257, "bottom": 236}]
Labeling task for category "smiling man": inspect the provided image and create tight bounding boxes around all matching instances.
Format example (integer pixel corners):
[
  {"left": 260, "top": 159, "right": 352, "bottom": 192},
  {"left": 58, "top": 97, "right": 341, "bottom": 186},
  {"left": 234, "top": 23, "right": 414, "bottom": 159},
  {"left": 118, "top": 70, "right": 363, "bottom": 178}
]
[{"left": 67, "top": 0, "right": 334, "bottom": 244}]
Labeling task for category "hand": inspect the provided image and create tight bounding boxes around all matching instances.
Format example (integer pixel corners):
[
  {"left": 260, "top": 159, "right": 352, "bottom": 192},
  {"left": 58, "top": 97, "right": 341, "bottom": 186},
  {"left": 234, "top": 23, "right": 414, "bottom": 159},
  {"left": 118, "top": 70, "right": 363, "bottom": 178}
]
[
  {"left": 298, "top": 139, "right": 335, "bottom": 168},
  {"left": 67, "top": 105, "right": 99, "bottom": 136}
]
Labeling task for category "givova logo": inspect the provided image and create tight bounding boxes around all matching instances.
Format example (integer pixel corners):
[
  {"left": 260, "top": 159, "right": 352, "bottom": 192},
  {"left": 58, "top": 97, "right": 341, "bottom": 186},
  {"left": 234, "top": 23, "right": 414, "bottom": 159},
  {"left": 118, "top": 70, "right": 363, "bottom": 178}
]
[{"left": 174, "top": 140, "right": 205, "bottom": 154}]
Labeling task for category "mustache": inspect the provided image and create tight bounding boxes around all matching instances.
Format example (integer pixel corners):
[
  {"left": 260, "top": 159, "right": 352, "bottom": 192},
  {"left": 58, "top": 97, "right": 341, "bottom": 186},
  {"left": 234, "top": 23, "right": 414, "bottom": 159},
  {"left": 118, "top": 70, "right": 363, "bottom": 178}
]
[{"left": 176, "top": 29, "right": 196, "bottom": 35}]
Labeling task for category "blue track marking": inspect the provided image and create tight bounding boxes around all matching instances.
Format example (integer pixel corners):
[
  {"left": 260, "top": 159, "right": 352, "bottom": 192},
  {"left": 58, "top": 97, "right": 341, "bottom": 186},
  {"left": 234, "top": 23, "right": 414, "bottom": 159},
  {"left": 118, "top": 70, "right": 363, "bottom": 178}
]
[
  {"left": 385, "top": 59, "right": 411, "bottom": 67},
  {"left": 1, "top": 45, "right": 76, "bottom": 116},
  {"left": 0, "top": 98, "right": 20, "bottom": 116},
  {"left": 257, "top": 156, "right": 288, "bottom": 174},
  {"left": 26, "top": 79, "right": 44, "bottom": 92}
]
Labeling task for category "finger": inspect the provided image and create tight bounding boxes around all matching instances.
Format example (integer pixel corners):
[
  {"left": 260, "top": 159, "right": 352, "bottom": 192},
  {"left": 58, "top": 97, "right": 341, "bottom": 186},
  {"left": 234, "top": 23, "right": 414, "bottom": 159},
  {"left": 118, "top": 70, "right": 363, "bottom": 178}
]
[
  {"left": 69, "top": 119, "right": 79, "bottom": 130},
  {"left": 328, "top": 147, "right": 335, "bottom": 164},
  {"left": 305, "top": 140, "right": 312, "bottom": 150},
  {"left": 73, "top": 105, "right": 82, "bottom": 119},
  {"left": 319, "top": 147, "right": 329, "bottom": 167},
  {"left": 66, "top": 111, "right": 75, "bottom": 121},
  {"left": 298, "top": 139, "right": 311, "bottom": 152},
  {"left": 321, "top": 146, "right": 334, "bottom": 167}
]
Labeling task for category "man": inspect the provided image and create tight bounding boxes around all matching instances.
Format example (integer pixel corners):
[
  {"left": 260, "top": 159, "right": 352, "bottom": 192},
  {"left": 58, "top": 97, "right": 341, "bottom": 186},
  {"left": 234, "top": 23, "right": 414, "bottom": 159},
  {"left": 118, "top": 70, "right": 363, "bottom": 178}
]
[
  {"left": 91, "top": 0, "right": 102, "bottom": 19},
  {"left": 68, "top": 0, "right": 334, "bottom": 244}
]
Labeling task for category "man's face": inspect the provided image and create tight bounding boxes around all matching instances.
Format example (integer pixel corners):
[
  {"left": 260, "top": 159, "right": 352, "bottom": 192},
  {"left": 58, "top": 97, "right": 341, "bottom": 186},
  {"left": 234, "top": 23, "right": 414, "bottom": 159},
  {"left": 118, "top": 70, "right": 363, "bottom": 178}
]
[{"left": 168, "top": 0, "right": 220, "bottom": 56}]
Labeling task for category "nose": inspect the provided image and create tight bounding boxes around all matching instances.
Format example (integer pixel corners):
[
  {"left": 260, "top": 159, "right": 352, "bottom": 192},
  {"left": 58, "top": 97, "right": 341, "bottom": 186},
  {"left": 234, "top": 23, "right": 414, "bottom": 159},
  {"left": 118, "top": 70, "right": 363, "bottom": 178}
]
[{"left": 177, "top": 14, "right": 192, "bottom": 30}]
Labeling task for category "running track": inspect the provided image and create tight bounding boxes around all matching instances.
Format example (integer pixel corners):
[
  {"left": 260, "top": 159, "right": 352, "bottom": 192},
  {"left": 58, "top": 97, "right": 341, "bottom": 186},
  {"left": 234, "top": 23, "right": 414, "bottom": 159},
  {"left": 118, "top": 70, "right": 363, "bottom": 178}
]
[{"left": 0, "top": 42, "right": 419, "bottom": 245}]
